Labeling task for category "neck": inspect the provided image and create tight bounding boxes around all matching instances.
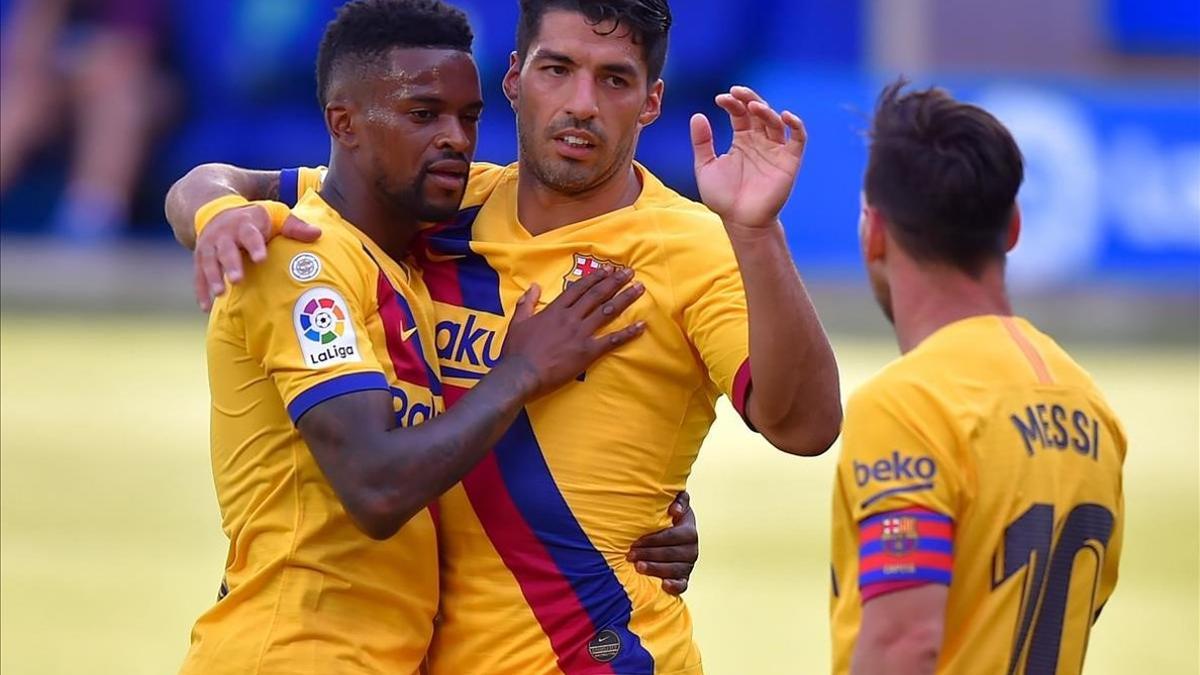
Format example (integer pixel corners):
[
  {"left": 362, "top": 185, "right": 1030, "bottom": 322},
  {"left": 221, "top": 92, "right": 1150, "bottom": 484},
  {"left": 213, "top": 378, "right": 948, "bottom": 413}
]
[
  {"left": 890, "top": 257, "right": 1013, "bottom": 354},
  {"left": 516, "top": 161, "right": 642, "bottom": 235},
  {"left": 319, "top": 155, "right": 419, "bottom": 261}
]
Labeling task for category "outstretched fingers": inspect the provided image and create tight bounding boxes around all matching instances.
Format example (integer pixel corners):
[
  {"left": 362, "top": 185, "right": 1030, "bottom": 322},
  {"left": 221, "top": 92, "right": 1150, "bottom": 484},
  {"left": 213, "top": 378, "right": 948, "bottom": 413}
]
[
  {"left": 748, "top": 100, "right": 787, "bottom": 145},
  {"left": 714, "top": 92, "right": 751, "bottom": 134},
  {"left": 782, "top": 110, "right": 808, "bottom": 160},
  {"left": 690, "top": 113, "right": 717, "bottom": 169}
]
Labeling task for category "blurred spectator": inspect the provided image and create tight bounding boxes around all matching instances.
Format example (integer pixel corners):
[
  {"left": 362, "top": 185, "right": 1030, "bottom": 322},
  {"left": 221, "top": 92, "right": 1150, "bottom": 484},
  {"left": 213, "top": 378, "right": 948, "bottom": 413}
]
[{"left": 0, "top": 0, "right": 175, "bottom": 241}]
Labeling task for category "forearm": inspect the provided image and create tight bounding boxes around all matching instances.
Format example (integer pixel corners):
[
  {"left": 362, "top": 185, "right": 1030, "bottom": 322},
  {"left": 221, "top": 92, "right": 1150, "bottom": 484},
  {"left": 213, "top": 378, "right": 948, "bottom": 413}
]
[
  {"left": 352, "top": 360, "right": 537, "bottom": 536},
  {"left": 726, "top": 220, "right": 841, "bottom": 455},
  {"left": 852, "top": 637, "right": 939, "bottom": 675},
  {"left": 164, "top": 164, "right": 281, "bottom": 249}
]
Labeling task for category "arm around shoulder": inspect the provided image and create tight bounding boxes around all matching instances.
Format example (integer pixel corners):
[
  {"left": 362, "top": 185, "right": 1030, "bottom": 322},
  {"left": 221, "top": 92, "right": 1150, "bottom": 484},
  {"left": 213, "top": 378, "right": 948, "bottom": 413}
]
[{"left": 164, "top": 163, "right": 283, "bottom": 250}]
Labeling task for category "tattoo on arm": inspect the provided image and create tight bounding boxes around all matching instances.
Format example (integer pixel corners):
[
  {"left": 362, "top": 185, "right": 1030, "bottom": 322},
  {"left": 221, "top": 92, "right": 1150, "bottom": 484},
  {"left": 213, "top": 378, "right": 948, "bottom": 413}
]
[
  {"left": 164, "top": 165, "right": 284, "bottom": 250},
  {"left": 260, "top": 172, "right": 281, "bottom": 202},
  {"left": 298, "top": 360, "right": 536, "bottom": 538}
]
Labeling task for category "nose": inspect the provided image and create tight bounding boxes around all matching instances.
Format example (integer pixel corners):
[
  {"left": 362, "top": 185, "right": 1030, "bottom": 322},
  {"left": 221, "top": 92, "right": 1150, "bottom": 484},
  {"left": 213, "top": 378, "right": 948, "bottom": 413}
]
[
  {"left": 435, "top": 117, "right": 471, "bottom": 153},
  {"left": 563, "top": 76, "right": 599, "bottom": 120}
]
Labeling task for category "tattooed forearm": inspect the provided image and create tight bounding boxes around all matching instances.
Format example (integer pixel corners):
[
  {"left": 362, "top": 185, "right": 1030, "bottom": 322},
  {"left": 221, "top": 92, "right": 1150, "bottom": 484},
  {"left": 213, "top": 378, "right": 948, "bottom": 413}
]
[{"left": 297, "top": 359, "right": 538, "bottom": 539}]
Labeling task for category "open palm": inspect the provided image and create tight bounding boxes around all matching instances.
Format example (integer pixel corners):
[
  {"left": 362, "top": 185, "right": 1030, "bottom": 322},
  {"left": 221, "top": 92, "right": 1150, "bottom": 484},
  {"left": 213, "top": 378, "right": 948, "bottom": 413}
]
[{"left": 691, "top": 86, "right": 807, "bottom": 228}]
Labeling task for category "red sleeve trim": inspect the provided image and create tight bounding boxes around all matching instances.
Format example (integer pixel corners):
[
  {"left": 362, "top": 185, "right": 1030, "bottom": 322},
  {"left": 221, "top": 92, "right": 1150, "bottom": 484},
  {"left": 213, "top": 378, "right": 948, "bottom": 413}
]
[
  {"left": 861, "top": 579, "right": 932, "bottom": 603},
  {"left": 731, "top": 357, "right": 755, "bottom": 430}
]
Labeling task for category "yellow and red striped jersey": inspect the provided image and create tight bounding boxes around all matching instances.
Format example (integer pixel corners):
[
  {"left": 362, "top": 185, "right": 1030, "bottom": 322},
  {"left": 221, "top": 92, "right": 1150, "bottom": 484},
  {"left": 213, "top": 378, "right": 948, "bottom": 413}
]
[
  {"left": 182, "top": 189, "right": 442, "bottom": 675},
  {"left": 290, "top": 162, "right": 753, "bottom": 674}
]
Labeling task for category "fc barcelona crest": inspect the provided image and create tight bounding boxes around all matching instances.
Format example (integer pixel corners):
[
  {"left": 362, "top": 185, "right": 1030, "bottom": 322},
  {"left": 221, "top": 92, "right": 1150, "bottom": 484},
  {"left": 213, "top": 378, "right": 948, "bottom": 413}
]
[
  {"left": 880, "top": 515, "right": 920, "bottom": 556},
  {"left": 563, "top": 253, "right": 621, "bottom": 290}
]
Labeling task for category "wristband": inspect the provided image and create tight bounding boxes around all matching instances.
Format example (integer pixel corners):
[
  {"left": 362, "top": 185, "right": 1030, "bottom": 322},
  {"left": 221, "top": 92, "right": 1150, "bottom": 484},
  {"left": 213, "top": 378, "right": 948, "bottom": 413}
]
[
  {"left": 251, "top": 200, "right": 292, "bottom": 235},
  {"left": 194, "top": 194, "right": 249, "bottom": 237},
  {"left": 193, "top": 195, "right": 292, "bottom": 238}
]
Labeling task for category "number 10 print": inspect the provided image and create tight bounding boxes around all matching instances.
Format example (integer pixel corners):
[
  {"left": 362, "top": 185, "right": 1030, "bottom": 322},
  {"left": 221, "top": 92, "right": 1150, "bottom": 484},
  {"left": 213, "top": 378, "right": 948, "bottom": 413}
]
[{"left": 993, "top": 503, "right": 1116, "bottom": 675}]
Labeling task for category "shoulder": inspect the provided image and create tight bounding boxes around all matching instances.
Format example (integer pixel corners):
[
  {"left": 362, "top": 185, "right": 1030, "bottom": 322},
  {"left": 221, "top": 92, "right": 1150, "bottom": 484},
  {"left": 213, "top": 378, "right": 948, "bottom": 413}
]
[
  {"left": 1024, "top": 323, "right": 1127, "bottom": 450},
  {"left": 462, "top": 162, "right": 516, "bottom": 208},
  {"left": 1024, "top": 321, "right": 1102, "bottom": 390},
  {"left": 844, "top": 355, "right": 950, "bottom": 436},
  {"left": 636, "top": 188, "right": 731, "bottom": 260},
  {"left": 278, "top": 200, "right": 364, "bottom": 275},
  {"left": 637, "top": 169, "right": 723, "bottom": 232},
  {"left": 236, "top": 208, "right": 370, "bottom": 306},
  {"left": 845, "top": 362, "right": 915, "bottom": 422}
]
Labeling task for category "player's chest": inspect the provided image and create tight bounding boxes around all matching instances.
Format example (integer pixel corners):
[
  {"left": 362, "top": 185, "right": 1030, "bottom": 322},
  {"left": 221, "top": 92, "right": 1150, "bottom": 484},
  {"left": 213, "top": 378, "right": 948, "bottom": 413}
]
[
  {"left": 425, "top": 244, "right": 691, "bottom": 390},
  {"left": 360, "top": 276, "right": 444, "bottom": 427}
]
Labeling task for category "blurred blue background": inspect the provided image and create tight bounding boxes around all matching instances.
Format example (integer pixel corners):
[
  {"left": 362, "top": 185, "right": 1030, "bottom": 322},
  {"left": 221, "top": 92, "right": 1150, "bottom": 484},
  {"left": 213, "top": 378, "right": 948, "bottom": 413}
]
[{"left": 0, "top": 0, "right": 1197, "bottom": 292}]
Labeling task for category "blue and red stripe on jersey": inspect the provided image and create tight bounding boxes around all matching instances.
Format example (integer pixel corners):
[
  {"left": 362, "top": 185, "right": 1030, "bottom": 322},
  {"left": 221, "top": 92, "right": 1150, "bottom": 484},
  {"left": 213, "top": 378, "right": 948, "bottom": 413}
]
[
  {"left": 364, "top": 247, "right": 442, "bottom": 397},
  {"left": 416, "top": 207, "right": 505, "bottom": 316},
  {"left": 444, "top": 384, "right": 655, "bottom": 673},
  {"left": 428, "top": 225, "right": 654, "bottom": 671},
  {"left": 858, "top": 507, "right": 954, "bottom": 602}
]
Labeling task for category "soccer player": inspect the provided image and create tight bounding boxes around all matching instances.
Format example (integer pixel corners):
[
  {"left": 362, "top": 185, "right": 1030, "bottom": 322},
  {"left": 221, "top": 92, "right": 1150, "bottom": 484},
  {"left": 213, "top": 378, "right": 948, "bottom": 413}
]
[
  {"left": 829, "top": 81, "right": 1126, "bottom": 675},
  {"left": 167, "top": 1, "right": 843, "bottom": 671},
  {"left": 180, "top": 2, "right": 648, "bottom": 673}
]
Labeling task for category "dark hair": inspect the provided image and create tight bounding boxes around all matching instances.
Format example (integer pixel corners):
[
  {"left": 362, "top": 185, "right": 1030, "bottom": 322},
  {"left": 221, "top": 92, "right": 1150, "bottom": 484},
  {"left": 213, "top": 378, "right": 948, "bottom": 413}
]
[
  {"left": 865, "top": 79, "right": 1024, "bottom": 276},
  {"left": 316, "top": 0, "right": 473, "bottom": 108},
  {"left": 516, "top": 0, "right": 672, "bottom": 83}
]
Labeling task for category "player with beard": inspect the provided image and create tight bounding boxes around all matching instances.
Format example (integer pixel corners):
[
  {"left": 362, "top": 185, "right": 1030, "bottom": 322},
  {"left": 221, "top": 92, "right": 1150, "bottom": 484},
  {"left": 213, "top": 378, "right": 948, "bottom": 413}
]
[
  {"left": 167, "top": 0, "right": 842, "bottom": 671},
  {"left": 179, "top": 2, "right": 649, "bottom": 673}
]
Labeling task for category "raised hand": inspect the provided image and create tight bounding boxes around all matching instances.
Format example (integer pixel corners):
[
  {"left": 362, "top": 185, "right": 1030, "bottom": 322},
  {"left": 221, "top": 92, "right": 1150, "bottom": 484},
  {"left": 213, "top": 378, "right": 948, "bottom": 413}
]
[
  {"left": 501, "top": 268, "right": 646, "bottom": 399},
  {"left": 690, "top": 85, "right": 807, "bottom": 231},
  {"left": 194, "top": 209, "right": 322, "bottom": 311}
]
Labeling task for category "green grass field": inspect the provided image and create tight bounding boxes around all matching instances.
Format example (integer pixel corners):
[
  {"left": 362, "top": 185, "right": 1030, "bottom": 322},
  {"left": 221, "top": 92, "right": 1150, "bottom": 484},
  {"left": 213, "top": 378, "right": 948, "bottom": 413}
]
[{"left": 1, "top": 314, "right": 1196, "bottom": 674}]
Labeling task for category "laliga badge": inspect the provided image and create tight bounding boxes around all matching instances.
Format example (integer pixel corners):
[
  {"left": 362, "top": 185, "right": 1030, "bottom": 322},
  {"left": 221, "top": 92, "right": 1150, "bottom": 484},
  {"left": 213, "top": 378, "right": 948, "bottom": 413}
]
[{"left": 294, "top": 287, "right": 360, "bottom": 369}]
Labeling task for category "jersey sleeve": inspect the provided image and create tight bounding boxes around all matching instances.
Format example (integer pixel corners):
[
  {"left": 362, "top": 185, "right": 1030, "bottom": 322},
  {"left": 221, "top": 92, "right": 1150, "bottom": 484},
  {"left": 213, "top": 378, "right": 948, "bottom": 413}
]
[
  {"left": 837, "top": 383, "right": 963, "bottom": 600},
  {"left": 279, "top": 166, "right": 327, "bottom": 207},
  {"left": 229, "top": 237, "right": 388, "bottom": 424},
  {"left": 667, "top": 219, "right": 753, "bottom": 425}
]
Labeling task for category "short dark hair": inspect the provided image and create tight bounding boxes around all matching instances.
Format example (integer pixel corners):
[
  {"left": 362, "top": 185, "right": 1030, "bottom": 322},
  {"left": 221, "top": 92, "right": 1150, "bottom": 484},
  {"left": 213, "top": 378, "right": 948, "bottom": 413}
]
[
  {"left": 516, "top": 0, "right": 672, "bottom": 84},
  {"left": 316, "top": 0, "right": 473, "bottom": 108},
  {"left": 865, "top": 79, "right": 1024, "bottom": 276}
]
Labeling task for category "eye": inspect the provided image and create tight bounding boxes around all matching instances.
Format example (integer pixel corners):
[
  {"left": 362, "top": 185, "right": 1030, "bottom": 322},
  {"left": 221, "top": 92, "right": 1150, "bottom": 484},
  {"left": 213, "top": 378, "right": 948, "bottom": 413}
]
[
  {"left": 461, "top": 112, "right": 481, "bottom": 124},
  {"left": 604, "top": 75, "right": 629, "bottom": 89},
  {"left": 544, "top": 65, "right": 569, "bottom": 77},
  {"left": 409, "top": 109, "right": 436, "bottom": 122}
]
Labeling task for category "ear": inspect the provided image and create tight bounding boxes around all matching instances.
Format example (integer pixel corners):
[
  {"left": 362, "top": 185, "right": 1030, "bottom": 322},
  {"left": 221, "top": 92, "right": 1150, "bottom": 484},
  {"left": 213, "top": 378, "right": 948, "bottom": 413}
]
[
  {"left": 325, "top": 101, "right": 358, "bottom": 150},
  {"left": 863, "top": 205, "right": 888, "bottom": 263},
  {"left": 503, "top": 51, "right": 522, "bottom": 111},
  {"left": 638, "top": 79, "right": 664, "bottom": 127},
  {"left": 1005, "top": 204, "right": 1021, "bottom": 252}
]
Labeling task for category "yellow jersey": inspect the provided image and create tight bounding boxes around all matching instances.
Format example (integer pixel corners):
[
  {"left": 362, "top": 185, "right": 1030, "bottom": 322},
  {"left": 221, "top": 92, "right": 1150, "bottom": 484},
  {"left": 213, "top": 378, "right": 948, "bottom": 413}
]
[
  {"left": 181, "top": 189, "right": 443, "bottom": 675},
  {"left": 293, "top": 162, "right": 752, "bottom": 674},
  {"left": 829, "top": 315, "right": 1126, "bottom": 675}
]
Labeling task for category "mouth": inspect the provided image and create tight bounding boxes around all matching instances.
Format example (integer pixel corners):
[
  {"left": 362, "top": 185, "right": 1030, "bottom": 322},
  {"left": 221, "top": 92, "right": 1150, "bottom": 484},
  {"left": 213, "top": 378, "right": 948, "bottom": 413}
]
[
  {"left": 552, "top": 130, "right": 598, "bottom": 160},
  {"left": 424, "top": 159, "right": 469, "bottom": 191}
]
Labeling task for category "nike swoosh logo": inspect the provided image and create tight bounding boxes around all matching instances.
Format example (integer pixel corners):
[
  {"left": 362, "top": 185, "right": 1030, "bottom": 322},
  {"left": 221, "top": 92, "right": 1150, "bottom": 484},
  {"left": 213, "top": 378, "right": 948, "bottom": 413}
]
[
  {"left": 402, "top": 326, "right": 418, "bottom": 341},
  {"left": 426, "top": 252, "right": 466, "bottom": 262}
]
